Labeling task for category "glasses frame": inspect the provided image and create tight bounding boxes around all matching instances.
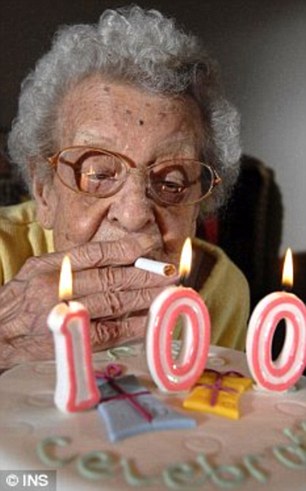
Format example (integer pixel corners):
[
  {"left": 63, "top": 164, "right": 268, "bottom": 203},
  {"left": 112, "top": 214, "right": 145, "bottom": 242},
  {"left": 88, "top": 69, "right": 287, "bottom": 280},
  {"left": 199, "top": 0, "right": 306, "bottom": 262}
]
[{"left": 48, "top": 145, "right": 221, "bottom": 206}]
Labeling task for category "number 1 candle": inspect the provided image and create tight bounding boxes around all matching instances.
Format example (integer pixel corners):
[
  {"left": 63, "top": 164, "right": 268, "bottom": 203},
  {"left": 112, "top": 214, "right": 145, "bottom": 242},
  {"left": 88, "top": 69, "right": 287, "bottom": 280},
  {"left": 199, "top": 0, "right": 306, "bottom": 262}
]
[
  {"left": 246, "top": 248, "right": 306, "bottom": 392},
  {"left": 48, "top": 256, "right": 100, "bottom": 412},
  {"left": 146, "top": 238, "right": 211, "bottom": 392}
]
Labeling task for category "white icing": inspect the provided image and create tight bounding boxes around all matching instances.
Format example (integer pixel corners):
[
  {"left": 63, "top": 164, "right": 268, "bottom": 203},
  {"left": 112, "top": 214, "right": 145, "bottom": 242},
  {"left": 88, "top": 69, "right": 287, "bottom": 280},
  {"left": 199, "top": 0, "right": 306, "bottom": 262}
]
[
  {"left": 0, "top": 421, "right": 34, "bottom": 437},
  {"left": 207, "top": 355, "right": 227, "bottom": 368},
  {"left": 184, "top": 434, "right": 222, "bottom": 454},
  {"left": 33, "top": 361, "right": 56, "bottom": 375},
  {"left": 275, "top": 402, "right": 306, "bottom": 417},
  {"left": 0, "top": 344, "right": 305, "bottom": 491},
  {"left": 24, "top": 392, "right": 54, "bottom": 408}
]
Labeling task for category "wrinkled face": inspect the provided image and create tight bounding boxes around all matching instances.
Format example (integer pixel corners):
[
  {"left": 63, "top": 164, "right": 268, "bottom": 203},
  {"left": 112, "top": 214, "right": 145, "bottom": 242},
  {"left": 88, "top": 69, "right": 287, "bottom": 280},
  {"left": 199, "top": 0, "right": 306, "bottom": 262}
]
[{"left": 35, "top": 75, "right": 205, "bottom": 266}]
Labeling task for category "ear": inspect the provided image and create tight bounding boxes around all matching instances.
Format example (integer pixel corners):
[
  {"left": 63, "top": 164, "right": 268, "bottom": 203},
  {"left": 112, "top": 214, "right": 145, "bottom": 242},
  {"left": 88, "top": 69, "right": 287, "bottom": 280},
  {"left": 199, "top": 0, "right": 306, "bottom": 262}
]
[{"left": 32, "top": 174, "right": 57, "bottom": 230}]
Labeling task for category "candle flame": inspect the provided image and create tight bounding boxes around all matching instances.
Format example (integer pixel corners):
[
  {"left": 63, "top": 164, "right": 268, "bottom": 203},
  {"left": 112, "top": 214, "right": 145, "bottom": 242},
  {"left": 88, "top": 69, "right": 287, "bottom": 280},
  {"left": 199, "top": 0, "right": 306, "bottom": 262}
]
[
  {"left": 59, "top": 255, "right": 73, "bottom": 301},
  {"left": 282, "top": 248, "right": 293, "bottom": 289},
  {"left": 179, "top": 238, "right": 192, "bottom": 279}
]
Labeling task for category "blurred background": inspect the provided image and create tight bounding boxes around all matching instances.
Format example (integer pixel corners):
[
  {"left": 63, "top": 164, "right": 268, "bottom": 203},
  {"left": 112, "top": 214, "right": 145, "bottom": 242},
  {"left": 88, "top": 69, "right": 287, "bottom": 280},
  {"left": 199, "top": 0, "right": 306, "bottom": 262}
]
[{"left": 1, "top": 0, "right": 306, "bottom": 304}]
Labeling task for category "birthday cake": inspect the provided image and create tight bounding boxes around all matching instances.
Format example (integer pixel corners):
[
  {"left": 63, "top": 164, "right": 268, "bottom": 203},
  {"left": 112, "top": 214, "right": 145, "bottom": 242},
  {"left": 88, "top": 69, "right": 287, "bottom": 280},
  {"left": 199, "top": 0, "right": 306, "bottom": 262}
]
[{"left": 0, "top": 343, "right": 305, "bottom": 491}]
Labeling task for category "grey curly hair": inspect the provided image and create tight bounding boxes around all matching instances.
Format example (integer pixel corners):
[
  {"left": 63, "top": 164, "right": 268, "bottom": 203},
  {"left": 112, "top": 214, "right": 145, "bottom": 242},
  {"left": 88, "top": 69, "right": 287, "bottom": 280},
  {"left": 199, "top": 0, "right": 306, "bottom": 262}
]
[{"left": 8, "top": 5, "right": 241, "bottom": 212}]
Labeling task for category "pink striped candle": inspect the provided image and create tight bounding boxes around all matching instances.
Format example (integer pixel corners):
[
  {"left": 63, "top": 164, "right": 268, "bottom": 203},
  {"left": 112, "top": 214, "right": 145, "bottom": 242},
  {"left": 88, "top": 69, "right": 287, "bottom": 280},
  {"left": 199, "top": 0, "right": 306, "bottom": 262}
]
[
  {"left": 48, "top": 256, "right": 100, "bottom": 412},
  {"left": 146, "top": 238, "right": 211, "bottom": 393},
  {"left": 246, "top": 248, "right": 306, "bottom": 392}
]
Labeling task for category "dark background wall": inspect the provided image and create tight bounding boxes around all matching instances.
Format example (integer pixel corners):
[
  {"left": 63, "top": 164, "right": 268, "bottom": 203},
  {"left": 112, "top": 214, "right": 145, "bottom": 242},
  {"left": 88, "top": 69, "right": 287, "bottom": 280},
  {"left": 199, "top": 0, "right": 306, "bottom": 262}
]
[{"left": 1, "top": 0, "right": 306, "bottom": 255}]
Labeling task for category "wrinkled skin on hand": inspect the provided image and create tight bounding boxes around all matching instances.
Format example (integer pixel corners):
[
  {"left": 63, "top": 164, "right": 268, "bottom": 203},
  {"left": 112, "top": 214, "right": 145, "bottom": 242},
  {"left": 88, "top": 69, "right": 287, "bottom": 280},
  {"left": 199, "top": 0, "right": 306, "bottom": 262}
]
[{"left": 0, "top": 235, "right": 176, "bottom": 368}]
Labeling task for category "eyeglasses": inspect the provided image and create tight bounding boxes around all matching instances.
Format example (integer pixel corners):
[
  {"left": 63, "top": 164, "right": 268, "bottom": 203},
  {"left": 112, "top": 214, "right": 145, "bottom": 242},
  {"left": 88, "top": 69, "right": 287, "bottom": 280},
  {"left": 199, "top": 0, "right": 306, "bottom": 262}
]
[{"left": 48, "top": 146, "right": 221, "bottom": 206}]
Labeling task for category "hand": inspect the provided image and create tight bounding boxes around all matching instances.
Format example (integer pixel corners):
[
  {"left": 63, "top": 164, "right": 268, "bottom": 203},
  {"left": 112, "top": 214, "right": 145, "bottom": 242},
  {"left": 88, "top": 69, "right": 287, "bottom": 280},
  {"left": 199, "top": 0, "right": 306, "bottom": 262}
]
[{"left": 0, "top": 234, "right": 176, "bottom": 368}]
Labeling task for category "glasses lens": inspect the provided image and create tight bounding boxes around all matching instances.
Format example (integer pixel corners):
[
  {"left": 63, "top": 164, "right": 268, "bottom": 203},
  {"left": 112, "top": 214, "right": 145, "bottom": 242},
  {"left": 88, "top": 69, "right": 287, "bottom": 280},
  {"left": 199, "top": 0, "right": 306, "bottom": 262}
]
[
  {"left": 57, "top": 148, "right": 126, "bottom": 196},
  {"left": 148, "top": 160, "right": 214, "bottom": 205}
]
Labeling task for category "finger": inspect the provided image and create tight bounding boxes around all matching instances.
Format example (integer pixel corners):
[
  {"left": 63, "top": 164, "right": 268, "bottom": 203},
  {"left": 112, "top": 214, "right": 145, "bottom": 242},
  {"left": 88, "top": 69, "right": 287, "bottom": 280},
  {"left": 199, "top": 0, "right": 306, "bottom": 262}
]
[
  {"left": 0, "top": 274, "right": 58, "bottom": 339},
  {"left": 17, "top": 233, "right": 160, "bottom": 278},
  {"left": 73, "top": 265, "right": 177, "bottom": 297},
  {"left": 81, "top": 286, "right": 164, "bottom": 319},
  {"left": 90, "top": 314, "right": 147, "bottom": 350},
  {"left": 0, "top": 281, "right": 25, "bottom": 325},
  {"left": 0, "top": 332, "right": 54, "bottom": 368},
  {"left": 0, "top": 302, "right": 51, "bottom": 340},
  {"left": 70, "top": 234, "right": 160, "bottom": 270}
]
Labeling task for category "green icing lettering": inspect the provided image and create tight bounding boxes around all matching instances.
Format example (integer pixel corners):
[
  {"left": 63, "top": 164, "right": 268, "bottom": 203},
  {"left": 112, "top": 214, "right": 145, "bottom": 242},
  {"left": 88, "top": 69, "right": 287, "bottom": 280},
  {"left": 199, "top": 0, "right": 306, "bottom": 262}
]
[
  {"left": 283, "top": 427, "right": 304, "bottom": 445},
  {"left": 76, "top": 450, "right": 118, "bottom": 480},
  {"left": 242, "top": 455, "right": 268, "bottom": 483},
  {"left": 36, "top": 436, "right": 77, "bottom": 467},
  {"left": 107, "top": 346, "right": 136, "bottom": 360},
  {"left": 197, "top": 454, "right": 245, "bottom": 489},
  {"left": 37, "top": 420, "right": 306, "bottom": 489},
  {"left": 121, "top": 458, "right": 159, "bottom": 486},
  {"left": 162, "top": 461, "right": 207, "bottom": 489},
  {"left": 272, "top": 444, "right": 306, "bottom": 469}
]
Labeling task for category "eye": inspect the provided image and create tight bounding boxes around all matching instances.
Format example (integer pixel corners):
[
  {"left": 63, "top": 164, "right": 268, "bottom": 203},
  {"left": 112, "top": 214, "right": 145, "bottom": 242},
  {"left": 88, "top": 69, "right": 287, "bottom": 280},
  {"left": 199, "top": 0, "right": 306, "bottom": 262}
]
[
  {"left": 151, "top": 164, "right": 189, "bottom": 186},
  {"left": 149, "top": 162, "right": 191, "bottom": 203},
  {"left": 80, "top": 154, "right": 121, "bottom": 178},
  {"left": 155, "top": 178, "right": 186, "bottom": 194},
  {"left": 82, "top": 166, "right": 117, "bottom": 182},
  {"left": 73, "top": 151, "right": 125, "bottom": 194}
]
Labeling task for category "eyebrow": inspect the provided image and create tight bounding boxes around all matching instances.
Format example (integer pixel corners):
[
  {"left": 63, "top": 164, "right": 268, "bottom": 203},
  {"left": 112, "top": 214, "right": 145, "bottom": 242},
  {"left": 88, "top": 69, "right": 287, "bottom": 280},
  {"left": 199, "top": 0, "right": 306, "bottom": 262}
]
[
  {"left": 156, "top": 136, "right": 198, "bottom": 149},
  {"left": 73, "top": 132, "right": 200, "bottom": 157},
  {"left": 153, "top": 136, "right": 201, "bottom": 157},
  {"left": 73, "top": 131, "right": 116, "bottom": 148}
]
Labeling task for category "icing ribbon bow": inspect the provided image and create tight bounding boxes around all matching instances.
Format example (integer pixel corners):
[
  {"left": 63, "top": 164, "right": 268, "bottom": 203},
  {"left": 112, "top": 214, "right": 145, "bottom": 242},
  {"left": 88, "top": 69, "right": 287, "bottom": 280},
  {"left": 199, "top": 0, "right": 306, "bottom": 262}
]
[
  {"left": 198, "top": 369, "right": 244, "bottom": 406},
  {"left": 95, "top": 363, "right": 153, "bottom": 422}
]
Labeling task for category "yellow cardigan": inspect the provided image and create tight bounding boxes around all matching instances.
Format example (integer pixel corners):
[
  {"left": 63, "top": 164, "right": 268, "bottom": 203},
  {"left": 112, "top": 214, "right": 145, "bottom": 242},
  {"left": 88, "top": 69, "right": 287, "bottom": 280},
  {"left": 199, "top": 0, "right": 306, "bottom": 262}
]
[{"left": 0, "top": 201, "right": 250, "bottom": 350}]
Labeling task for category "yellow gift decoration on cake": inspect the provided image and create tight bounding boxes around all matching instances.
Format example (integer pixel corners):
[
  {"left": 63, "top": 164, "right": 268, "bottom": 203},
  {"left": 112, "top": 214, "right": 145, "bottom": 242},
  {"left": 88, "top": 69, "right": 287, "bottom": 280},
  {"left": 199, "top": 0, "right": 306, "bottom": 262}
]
[{"left": 183, "top": 369, "right": 253, "bottom": 420}]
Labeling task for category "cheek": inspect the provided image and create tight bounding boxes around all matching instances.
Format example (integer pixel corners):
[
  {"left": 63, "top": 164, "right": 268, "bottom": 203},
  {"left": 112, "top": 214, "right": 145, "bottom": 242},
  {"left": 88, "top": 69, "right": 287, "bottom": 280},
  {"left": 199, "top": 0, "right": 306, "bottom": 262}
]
[
  {"left": 52, "top": 193, "right": 109, "bottom": 251},
  {"left": 166, "top": 205, "right": 198, "bottom": 236},
  {"left": 159, "top": 206, "right": 199, "bottom": 262}
]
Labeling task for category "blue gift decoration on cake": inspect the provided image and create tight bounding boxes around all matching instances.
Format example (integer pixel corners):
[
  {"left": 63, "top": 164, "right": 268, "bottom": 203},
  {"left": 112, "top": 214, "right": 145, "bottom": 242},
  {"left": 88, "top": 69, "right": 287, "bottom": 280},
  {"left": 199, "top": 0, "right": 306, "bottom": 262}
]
[{"left": 96, "top": 364, "right": 196, "bottom": 442}]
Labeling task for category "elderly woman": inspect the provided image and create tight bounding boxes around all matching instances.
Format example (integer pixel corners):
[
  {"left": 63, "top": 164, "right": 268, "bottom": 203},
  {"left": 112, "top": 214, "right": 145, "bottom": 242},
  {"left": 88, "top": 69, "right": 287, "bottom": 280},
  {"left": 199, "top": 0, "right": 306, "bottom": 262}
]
[{"left": 0, "top": 6, "right": 249, "bottom": 367}]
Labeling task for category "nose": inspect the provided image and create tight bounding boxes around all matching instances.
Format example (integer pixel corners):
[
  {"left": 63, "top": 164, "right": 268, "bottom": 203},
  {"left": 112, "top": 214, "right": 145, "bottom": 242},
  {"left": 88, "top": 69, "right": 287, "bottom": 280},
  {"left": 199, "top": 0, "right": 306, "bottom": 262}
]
[{"left": 107, "top": 171, "right": 156, "bottom": 232}]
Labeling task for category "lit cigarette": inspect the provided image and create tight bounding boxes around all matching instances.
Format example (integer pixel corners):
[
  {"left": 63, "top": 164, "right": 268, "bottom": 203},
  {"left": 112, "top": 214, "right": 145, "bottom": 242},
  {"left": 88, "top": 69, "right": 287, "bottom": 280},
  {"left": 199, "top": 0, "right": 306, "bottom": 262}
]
[{"left": 134, "top": 257, "right": 177, "bottom": 277}]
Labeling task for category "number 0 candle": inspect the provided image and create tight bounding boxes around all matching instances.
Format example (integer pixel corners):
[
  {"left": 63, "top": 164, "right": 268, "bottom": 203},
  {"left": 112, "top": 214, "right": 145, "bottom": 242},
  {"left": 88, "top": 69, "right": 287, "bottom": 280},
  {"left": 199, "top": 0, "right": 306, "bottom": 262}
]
[
  {"left": 146, "top": 238, "right": 211, "bottom": 392},
  {"left": 246, "top": 248, "right": 306, "bottom": 392},
  {"left": 48, "top": 256, "right": 100, "bottom": 412}
]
